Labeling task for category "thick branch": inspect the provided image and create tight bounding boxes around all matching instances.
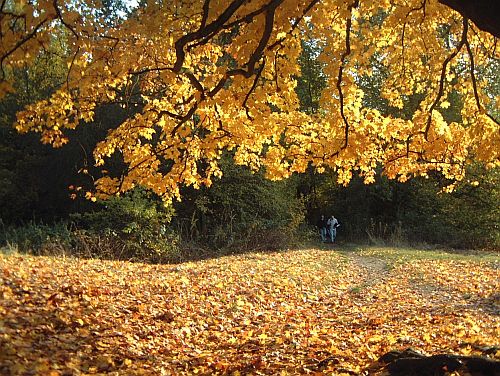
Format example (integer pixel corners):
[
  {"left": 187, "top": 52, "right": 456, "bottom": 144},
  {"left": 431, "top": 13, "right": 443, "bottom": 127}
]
[
  {"left": 246, "top": 0, "right": 283, "bottom": 73},
  {"left": 173, "top": 0, "right": 247, "bottom": 72},
  {"left": 268, "top": 0, "right": 321, "bottom": 51},
  {"left": 464, "top": 36, "right": 500, "bottom": 126},
  {"left": 199, "top": 0, "right": 211, "bottom": 31},
  {"left": 424, "top": 17, "right": 468, "bottom": 140},
  {"left": 188, "top": 2, "right": 273, "bottom": 52},
  {"left": 207, "top": 0, "right": 283, "bottom": 98},
  {"left": 336, "top": 0, "right": 359, "bottom": 150},
  {"left": 439, "top": 0, "right": 500, "bottom": 38}
]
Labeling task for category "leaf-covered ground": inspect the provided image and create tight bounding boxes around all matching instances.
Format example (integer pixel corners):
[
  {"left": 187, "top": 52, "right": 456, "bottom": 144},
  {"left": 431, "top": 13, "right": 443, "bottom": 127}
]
[{"left": 1, "top": 247, "right": 499, "bottom": 375}]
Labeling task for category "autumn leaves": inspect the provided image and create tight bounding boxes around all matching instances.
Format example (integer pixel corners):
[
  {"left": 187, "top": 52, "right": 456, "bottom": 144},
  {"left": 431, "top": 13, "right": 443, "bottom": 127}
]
[
  {"left": 3, "top": 1, "right": 498, "bottom": 201},
  {"left": 1, "top": 248, "right": 498, "bottom": 374}
]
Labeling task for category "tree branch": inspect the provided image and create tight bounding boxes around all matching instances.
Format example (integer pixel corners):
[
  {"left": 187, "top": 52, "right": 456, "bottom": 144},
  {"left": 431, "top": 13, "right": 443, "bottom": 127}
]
[
  {"left": 53, "top": 0, "right": 79, "bottom": 40},
  {"left": 424, "top": 17, "right": 468, "bottom": 140},
  {"left": 0, "top": 17, "right": 50, "bottom": 80},
  {"left": 242, "top": 58, "right": 266, "bottom": 120},
  {"left": 336, "top": 0, "right": 359, "bottom": 150},
  {"left": 464, "top": 35, "right": 500, "bottom": 126},
  {"left": 199, "top": 0, "right": 211, "bottom": 31},
  {"left": 438, "top": 0, "right": 500, "bottom": 38},
  {"left": 173, "top": 0, "right": 247, "bottom": 72}
]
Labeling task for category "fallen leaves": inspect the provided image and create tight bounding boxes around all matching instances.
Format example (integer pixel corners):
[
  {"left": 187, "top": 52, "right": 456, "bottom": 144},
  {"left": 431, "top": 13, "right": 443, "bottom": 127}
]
[{"left": 0, "top": 248, "right": 498, "bottom": 375}]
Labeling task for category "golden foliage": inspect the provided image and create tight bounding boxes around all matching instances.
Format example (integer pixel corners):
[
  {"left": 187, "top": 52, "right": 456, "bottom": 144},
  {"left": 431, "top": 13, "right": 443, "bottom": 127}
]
[{"left": 1, "top": 0, "right": 499, "bottom": 199}]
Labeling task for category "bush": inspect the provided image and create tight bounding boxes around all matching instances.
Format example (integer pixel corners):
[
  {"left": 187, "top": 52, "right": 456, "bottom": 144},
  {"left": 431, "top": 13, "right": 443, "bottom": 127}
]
[
  {"left": 365, "top": 219, "right": 407, "bottom": 247},
  {"left": 71, "top": 188, "right": 181, "bottom": 263},
  {"left": 307, "top": 165, "right": 500, "bottom": 250},
  {"left": 0, "top": 188, "right": 182, "bottom": 263},
  {"left": 0, "top": 220, "right": 73, "bottom": 256},
  {"left": 174, "top": 158, "right": 306, "bottom": 252}
]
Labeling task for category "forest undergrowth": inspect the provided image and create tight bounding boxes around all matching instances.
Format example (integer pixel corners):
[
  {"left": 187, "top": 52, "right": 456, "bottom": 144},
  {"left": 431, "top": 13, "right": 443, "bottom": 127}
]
[{"left": 0, "top": 247, "right": 498, "bottom": 375}]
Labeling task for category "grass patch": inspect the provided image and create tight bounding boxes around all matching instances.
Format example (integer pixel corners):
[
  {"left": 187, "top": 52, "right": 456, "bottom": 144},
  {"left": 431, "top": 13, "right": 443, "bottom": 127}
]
[{"left": 351, "top": 245, "right": 499, "bottom": 264}]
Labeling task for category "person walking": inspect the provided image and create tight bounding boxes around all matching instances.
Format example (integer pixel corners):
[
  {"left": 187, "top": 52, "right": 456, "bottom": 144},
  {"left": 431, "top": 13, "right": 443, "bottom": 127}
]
[
  {"left": 327, "top": 215, "right": 340, "bottom": 243},
  {"left": 317, "top": 214, "right": 328, "bottom": 242}
]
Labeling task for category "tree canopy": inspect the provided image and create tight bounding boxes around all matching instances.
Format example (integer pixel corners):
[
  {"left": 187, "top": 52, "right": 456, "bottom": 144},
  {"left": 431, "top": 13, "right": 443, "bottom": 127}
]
[{"left": 1, "top": 0, "right": 498, "bottom": 201}]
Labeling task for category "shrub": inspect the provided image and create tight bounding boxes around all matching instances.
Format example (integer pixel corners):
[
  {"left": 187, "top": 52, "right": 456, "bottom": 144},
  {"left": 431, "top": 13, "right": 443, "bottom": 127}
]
[
  {"left": 0, "top": 220, "right": 73, "bottom": 256},
  {"left": 174, "top": 158, "right": 306, "bottom": 252},
  {"left": 365, "top": 219, "right": 408, "bottom": 247},
  {"left": 71, "top": 188, "right": 180, "bottom": 263}
]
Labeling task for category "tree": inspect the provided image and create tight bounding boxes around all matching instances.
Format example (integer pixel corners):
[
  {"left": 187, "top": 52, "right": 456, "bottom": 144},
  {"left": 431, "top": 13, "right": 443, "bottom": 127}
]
[
  {"left": 0, "top": 25, "right": 131, "bottom": 224},
  {"left": 0, "top": 31, "right": 72, "bottom": 223},
  {"left": 173, "top": 156, "right": 305, "bottom": 250},
  {"left": 1, "top": 0, "right": 498, "bottom": 201}
]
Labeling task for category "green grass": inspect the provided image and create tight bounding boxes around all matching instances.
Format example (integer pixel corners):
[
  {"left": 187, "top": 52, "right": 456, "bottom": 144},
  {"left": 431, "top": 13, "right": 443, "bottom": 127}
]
[{"left": 350, "top": 245, "right": 499, "bottom": 263}]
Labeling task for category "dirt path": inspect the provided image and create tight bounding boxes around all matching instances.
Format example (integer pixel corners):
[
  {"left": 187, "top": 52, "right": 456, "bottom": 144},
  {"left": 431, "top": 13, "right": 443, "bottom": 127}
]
[
  {"left": 340, "top": 249, "right": 500, "bottom": 318},
  {"left": 342, "top": 251, "right": 391, "bottom": 287}
]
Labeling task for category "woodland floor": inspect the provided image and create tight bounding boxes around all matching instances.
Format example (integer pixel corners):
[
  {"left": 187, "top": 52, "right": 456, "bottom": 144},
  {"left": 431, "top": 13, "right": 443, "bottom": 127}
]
[{"left": 0, "top": 246, "right": 499, "bottom": 375}]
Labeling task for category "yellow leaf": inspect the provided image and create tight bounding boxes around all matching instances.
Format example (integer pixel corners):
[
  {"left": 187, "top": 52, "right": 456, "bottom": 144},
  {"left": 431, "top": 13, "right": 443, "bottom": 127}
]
[{"left": 124, "top": 358, "right": 132, "bottom": 367}]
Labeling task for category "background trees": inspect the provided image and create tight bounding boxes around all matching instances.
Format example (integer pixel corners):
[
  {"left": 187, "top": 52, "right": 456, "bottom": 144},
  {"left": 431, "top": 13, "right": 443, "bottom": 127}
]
[
  {"left": 306, "top": 167, "right": 499, "bottom": 249},
  {"left": 0, "top": 0, "right": 499, "bottom": 256}
]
